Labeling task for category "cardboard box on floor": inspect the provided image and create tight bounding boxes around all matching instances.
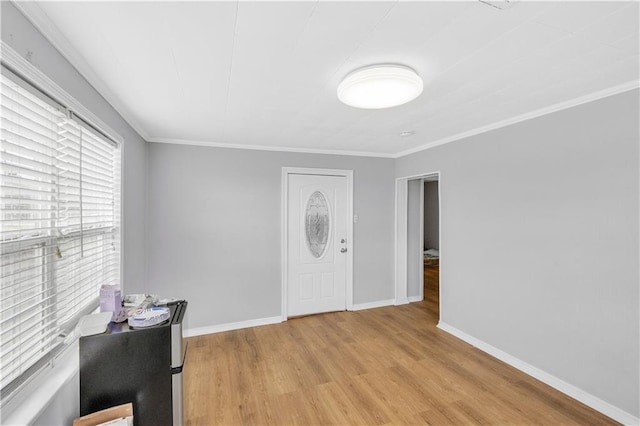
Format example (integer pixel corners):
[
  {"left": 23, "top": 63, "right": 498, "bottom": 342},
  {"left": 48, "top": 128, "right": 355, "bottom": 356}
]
[{"left": 72, "top": 403, "right": 133, "bottom": 426}]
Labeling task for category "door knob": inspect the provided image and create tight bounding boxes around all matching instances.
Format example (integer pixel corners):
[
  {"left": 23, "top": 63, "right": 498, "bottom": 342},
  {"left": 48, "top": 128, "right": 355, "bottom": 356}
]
[
  {"left": 340, "top": 248, "right": 347, "bottom": 253},
  {"left": 340, "top": 238, "right": 346, "bottom": 244}
]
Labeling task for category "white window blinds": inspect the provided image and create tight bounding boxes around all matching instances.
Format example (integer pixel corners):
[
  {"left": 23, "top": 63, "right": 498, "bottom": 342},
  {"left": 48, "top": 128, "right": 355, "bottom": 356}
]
[{"left": 0, "top": 69, "right": 121, "bottom": 395}]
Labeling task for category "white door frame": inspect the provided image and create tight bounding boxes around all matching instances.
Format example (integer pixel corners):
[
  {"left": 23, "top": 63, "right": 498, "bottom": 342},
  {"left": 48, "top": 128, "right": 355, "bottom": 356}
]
[
  {"left": 395, "top": 171, "right": 442, "bottom": 319},
  {"left": 419, "top": 180, "right": 425, "bottom": 302},
  {"left": 281, "top": 167, "right": 354, "bottom": 321}
]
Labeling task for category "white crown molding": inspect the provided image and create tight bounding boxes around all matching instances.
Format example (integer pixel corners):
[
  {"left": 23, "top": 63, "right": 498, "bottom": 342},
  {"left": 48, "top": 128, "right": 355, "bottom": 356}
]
[
  {"left": 1, "top": 41, "right": 123, "bottom": 144},
  {"left": 12, "top": 0, "right": 150, "bottom": 141},
  {"left": 184, "top": 316, "right": 282, "bottom": 338},
  {"left": 437, "top": 321, "right": 640, "bottom": 426},
  {"left": 151, "top": 80, "right": 639, "bottom": 159},
  {"left": 149, "top": 137, "right": 393, "bottom": 158},
  {"left": 13, "top": 0, "right": 638, "bottom": 159},
  {"left": 393, "top": 81, "right": 640, "bottom": 159}
]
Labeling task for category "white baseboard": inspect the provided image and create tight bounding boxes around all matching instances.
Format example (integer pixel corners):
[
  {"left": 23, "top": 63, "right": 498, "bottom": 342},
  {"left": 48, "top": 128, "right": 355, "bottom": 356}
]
[
  {"left": 408, "top": 295, "right": 423, "bottom": 303},
  {"left": 437, "top": 322, "right": 639, "bottom": 426},
  {"left": 394, "top": 297, "right": 410, "bottom": 305},
  {"left": 185, "top": 303, "right": 405, "bottom": 336},
  {"left": 351, "top": 299, "right": 395, "bottom": 311},
  {"left": 184, "top": 316, "right": 282, "bottom": 337}
]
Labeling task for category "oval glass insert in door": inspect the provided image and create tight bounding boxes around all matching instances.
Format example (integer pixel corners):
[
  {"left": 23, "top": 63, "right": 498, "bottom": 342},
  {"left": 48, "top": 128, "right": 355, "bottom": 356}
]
[{"left": 305, "top": 191, "right": 330, "bottom": 258}]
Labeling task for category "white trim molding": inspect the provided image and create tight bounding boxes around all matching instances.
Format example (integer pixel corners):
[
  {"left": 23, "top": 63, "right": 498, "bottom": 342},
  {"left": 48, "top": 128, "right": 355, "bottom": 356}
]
[
  {"left": 149, "top": 138, "right": 391, "bottom": 158},
  {"left": 351, "top": 299, "right": 395, "bottom": 311},
  {"left": 408, "top": 295, "right": 423, "bottom": 303},
  {"left": 281, "top": 167, "right": 355, "bottom": 321},
  {"left": 437, "top": 322, "right": 640, "bottom": 426},
  {"left": 140, "top": 81, "right": 640, "bottom": 159},
  {"left": 11, "top": 0, "right": 639, "bottom": 159},
  {"left": 184, "top": 316, "right": 283, "bottom": 338},
  {"left": 394, "top": 178, "right": 408, "bottom": 305},
  {"left": 418, "top": 180, "right": 425, "bottom": 302},
  {"left": 10, "top": 1, "right": 150, "bottom": 141},
  {"left": 392, "top": 80, "right": 640, "bottom": 159},
  {"left": 1, "top": 42, "right": 123, "bottom": 145}
]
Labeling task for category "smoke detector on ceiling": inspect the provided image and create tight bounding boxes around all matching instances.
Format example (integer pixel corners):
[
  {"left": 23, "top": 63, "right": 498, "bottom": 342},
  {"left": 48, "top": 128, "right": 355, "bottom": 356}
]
[{"left": 478, "top": 0, "right": 518, "bottom": 10}]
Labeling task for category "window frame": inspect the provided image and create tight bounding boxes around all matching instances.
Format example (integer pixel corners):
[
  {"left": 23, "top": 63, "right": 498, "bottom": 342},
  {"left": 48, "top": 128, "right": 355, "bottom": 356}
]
[{"left": 0, "top": 43, "right": 124, "bottom": 408}]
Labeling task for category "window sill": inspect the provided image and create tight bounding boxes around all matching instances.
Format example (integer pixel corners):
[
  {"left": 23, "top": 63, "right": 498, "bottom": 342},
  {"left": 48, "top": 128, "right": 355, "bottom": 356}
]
[{"left": 1, "top": 339, "right": 79, "bottom": 425}]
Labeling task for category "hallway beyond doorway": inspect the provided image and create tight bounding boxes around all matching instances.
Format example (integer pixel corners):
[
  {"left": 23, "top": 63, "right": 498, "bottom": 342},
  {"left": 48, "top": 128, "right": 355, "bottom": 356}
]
[{"left": 424, "top": 265, "right": 439, "bottom": 318}]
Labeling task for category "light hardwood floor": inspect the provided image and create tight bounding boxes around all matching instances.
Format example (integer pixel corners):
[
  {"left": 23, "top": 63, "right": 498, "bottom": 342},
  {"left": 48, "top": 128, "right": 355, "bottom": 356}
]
[{"left": 184, "top": 266, "right": 617, "bottom": 425}]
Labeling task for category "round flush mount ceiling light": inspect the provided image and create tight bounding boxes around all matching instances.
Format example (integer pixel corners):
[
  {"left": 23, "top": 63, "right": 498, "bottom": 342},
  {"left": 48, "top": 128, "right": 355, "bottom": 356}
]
[{"left": 337, "top": 64, "right": 423, "bottom": 109}]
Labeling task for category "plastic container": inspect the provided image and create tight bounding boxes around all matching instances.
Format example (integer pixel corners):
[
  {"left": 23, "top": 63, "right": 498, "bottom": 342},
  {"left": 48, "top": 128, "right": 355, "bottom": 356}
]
[{"left": 77, "top": 312, "right": 113, "bottom": 336}]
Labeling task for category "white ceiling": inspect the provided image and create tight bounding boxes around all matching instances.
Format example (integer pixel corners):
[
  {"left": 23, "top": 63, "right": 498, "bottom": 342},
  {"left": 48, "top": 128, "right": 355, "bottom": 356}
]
[{"left": 16, "top": 1, "right": 640, "bottom": 157}]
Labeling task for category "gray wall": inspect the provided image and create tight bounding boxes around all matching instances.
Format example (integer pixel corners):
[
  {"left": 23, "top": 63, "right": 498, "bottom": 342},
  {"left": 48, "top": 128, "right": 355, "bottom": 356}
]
[
  {"left": 2, "top": 3, "right": 148, "bottom": 424},
  {"left": 396, "top": 90, "right": 640, "bottom": 417},
  {"left": 147, "top": 144, "right": 395, "bottom": 330},
  {"left": 423, "top": 181, "right": 439, "bottom": 250}
]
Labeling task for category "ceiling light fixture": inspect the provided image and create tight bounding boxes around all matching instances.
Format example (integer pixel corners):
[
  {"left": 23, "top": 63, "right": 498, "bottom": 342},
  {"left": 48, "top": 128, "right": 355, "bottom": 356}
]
[{"left": 338, "top": 64, "right": 423, "bottom": 109}]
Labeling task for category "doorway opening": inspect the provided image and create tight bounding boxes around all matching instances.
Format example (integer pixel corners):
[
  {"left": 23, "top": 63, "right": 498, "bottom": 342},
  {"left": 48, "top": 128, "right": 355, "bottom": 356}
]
[
  {"left": 395, "top": 172, "right": 441, "bottom": 324},
  {"left": 421, "top": 177, "right": 440, "bottom": 321}
]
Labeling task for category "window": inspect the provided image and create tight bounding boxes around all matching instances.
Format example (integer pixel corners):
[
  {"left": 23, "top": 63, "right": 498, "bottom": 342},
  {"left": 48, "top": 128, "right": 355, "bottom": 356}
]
[{"left": 0, "top": 68, "right": 121, "bottom": 399}]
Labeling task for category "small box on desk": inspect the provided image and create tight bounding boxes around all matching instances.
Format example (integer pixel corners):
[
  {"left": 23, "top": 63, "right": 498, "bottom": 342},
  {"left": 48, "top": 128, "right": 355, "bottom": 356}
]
[{"left": 100, "top": 285, "right": 122, "bottom": 321}]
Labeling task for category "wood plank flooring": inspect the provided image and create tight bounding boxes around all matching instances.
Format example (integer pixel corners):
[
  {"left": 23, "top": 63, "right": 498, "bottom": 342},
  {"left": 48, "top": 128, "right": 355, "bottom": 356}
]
[
  {"left": 423, "top": 265, "right": 439, "bottom": 311},
  {"left": 184, "top": 267, "right": 617, "bottom": 425}
]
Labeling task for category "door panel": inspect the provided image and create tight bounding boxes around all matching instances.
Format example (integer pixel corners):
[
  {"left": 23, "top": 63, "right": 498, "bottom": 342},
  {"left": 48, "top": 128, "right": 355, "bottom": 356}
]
[{"left": 287, "top": 174, "right": 347, "bottom": 317}]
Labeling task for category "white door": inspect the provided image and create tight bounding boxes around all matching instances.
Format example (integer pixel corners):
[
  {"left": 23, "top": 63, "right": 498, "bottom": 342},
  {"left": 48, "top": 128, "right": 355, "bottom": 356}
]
[{"left": 287, "top": 173, "right": 348, "bottom": 317}]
